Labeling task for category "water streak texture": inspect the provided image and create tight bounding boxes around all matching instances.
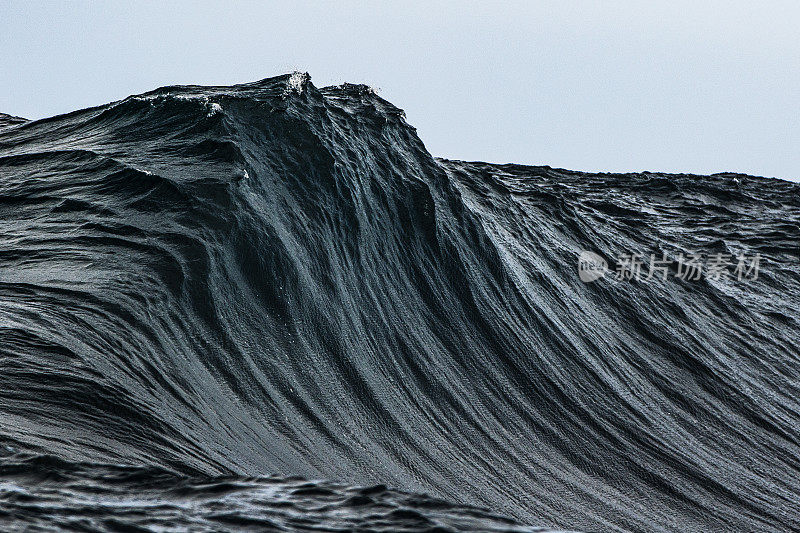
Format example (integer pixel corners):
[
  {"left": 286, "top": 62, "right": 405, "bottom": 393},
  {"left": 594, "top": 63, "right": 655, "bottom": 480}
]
[{"left": 0, "top": 74, "right": 798, "bottom": 532}]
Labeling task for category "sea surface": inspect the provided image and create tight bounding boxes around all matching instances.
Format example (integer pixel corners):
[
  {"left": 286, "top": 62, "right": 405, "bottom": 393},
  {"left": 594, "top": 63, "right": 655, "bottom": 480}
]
[{"left": 0, "top": 73, "right": 798, "bottom": 532}]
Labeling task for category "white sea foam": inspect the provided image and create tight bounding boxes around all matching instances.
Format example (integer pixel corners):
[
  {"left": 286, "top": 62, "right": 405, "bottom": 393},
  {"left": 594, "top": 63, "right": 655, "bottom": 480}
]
[
  {"left": 285, "top": 72, "right": 310, "bottom": 96},
  {"left": 126, "top": 94, "right": 223, "bottom": 118}
]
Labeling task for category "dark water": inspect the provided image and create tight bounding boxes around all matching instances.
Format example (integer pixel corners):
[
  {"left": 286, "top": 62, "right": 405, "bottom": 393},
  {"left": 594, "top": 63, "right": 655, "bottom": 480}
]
[
  {"left": 0, "top": 73, "right": 798, "bottom": 532},
  {"left": 0, "top": 449, "right": 559, "bottom": 532}
]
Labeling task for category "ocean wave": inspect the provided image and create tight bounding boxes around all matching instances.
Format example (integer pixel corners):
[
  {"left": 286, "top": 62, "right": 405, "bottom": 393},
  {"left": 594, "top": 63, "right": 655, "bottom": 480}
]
[{"left": 0, "top": 73, "right": 798, "bottom": 532}]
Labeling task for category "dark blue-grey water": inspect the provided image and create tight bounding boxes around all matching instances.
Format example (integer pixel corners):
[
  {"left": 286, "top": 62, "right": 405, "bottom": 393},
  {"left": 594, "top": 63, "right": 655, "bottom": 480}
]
[{"left": 0, "top": 74, "right": 798, "bottom": 532}]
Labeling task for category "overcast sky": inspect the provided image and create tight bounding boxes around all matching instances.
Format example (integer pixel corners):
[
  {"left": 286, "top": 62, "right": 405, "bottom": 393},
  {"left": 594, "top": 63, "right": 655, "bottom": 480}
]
[{"left": 2, "top": 1, "right": 798, "bottom": 181}]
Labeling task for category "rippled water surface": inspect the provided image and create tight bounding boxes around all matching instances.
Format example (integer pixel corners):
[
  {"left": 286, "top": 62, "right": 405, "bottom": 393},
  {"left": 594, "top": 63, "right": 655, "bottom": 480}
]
[{"left": 0, "top": 74, "right": 798, "bottom": 532}]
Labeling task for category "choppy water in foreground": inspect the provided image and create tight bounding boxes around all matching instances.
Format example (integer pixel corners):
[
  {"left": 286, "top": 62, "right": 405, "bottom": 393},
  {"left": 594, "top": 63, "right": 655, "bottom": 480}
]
[
  {"left": 0, "top": 74, "right": 798, "bottom": 532},
  {"left": 0, "top": 449, "right": 563, "bottom": 532}
]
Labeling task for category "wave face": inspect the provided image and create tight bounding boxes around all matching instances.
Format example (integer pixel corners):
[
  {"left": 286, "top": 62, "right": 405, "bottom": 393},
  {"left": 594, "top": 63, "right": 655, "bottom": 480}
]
[{"left": 0, "top": 74, "right": 799, "bottom": 532}]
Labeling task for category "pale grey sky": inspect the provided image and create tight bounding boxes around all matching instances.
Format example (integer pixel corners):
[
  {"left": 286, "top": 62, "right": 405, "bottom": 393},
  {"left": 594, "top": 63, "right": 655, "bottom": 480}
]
[{"left": 2, "top": 1, "right": 798, "bottom": 181}]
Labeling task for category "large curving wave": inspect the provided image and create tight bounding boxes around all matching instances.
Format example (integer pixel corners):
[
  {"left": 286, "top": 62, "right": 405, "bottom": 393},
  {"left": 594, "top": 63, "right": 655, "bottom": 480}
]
[{"left": 0, "top": 74, "right": 799, "bottom": 532}]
